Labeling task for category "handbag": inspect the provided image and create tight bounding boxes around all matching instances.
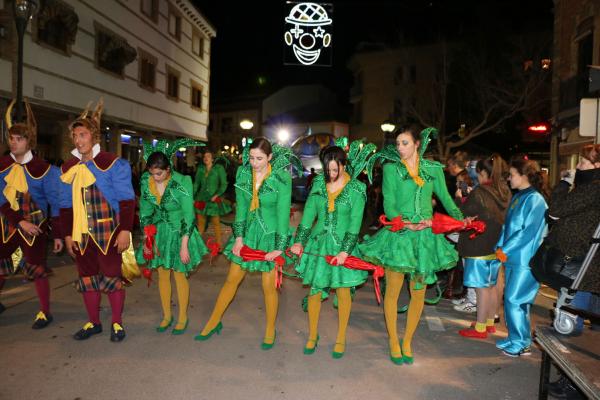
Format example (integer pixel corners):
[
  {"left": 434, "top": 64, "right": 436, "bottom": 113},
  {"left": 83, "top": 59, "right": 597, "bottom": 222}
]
[{"left": 531, "top": 242, "right": 584, "bottom": 291}]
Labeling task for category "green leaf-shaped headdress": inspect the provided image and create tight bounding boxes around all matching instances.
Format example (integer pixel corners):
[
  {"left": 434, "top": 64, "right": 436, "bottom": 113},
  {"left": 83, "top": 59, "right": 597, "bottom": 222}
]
[
  {"left": 241, "top": 140, "right": 303, "bottom": 173},
  {"left": 143, "top": 138, "right": 205, "bottom": 163}
]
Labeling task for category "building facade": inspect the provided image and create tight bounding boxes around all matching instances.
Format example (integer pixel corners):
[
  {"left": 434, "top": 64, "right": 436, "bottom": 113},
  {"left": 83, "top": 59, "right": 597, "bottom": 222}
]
[{"left": 0, "top": 0, "right": 215, "bottom": 165}]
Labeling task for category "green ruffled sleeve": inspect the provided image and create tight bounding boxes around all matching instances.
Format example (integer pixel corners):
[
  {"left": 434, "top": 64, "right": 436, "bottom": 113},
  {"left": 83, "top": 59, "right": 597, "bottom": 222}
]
[
  {"left": 294, "top": 180, "right": 320, "bottom": 246},
  {"left": 215, "top": 164, "right": 228, "bottom": 197},
  {"left": 340, "top": 182, "right": 366, "bottom": 253},
  {"left": 138, "top": 175, "right": 155, "bottom": 229},
  {"left": 382, "top": 163, "right": 400, "bottom": 218},
  {"left": 233, "top": 166, "right": 249, "bottom": 238},
  {"left": 432, "top": 167, "right": 464, "bottom": 220},
  {"left": 179, "top": 175, "right": 196, "bottom": 237},
  {"left": 274, "top": 170, "right": 292, "bottom": 251}
]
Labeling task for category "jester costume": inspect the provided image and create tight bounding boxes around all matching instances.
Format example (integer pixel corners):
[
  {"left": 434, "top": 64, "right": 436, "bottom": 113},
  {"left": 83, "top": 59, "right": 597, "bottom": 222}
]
[
  {"left": 495, "top": 186, "right": 547, "bottom": 356},
  {"left": 196, "top": 143, "right": 299, "bottom": 348},
  {"left": 135, "top": 139, "right": 208, "bottom": 334},
  {"left": 359, "top": 128, "right": 464, "bottom": 364},
  {"left": 193, "top": 157, "right": 232, "bottom": 246},
  {"left": 293, "top": 140, "right": 375, "bottom": 358},
  {"left": 0, "top": 100, "right": 61, "bottom": 328},
  {"left": 59, "top": 99, "right": 136, "bottom": 342}
]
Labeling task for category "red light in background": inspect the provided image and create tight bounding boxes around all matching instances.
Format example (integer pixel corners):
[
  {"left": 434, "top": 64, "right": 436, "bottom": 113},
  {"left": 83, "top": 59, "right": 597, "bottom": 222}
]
[{"left": 527, "top": 124, "right": 549, "bottom": 134}]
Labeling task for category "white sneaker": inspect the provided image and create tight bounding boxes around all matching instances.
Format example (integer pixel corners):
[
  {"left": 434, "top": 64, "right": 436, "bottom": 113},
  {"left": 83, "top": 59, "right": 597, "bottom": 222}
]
[
  {"left": 451, "top": 297, "right": 467, "bottom": 306},
  {"left": 453, "top": 301, "right": 477, "bottom": 313}
]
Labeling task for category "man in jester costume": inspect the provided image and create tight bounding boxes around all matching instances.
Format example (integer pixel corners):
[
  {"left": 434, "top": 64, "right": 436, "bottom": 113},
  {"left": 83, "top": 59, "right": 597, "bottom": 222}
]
[
  {"left": 290, "top": 139, "right": 376, "bottom": 358},
  {"left": 0, "top": 100, "right": 63, "bottom": 327},
  {"left": 360, "top": 126, "right": 464, "bottom": 365},
  {"left": 59, "top": 99, "right": 136, "bottom": 342},
  {"left": 135, "top": 138, "right": 208, "bottom": 334}
]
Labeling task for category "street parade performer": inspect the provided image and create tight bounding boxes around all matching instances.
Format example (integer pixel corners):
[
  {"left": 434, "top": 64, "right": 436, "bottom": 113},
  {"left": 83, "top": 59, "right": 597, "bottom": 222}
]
[
  {"left": 360, "top": 125, "right": 465, "bottom": 365},
  {"left": 0, "top": 100, "right": 63, "bottom": 327},
  {"left": 196, "top": 137, "right": 300, "bottom": 349},
  {"left": 193, "top": 148, "right": 232, "bottom": 248},
  {"left": 136, "top": 139, "right": 208, "bottom": 335},
  {"left": 59, "top": 99, "right": 136, "bottom": 342},
  {"left": 290, "top": 140, "right": 376, "bottom": 358}
]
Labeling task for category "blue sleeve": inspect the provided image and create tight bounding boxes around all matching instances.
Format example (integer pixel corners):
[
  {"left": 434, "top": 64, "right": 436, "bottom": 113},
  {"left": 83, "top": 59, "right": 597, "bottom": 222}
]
[
  {"left": 43, "top": 166, "right": 62, "bottom": 218},
  {"left": 111, "top": 159, "right": 135, "bottom": 201},
  {"left": 58, "top": 171, "right": 73, "bottom": 210}
]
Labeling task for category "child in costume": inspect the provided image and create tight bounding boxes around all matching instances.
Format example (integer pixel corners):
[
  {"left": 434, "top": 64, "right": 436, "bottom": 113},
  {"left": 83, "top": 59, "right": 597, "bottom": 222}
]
[
  {"left": 0, "top": 100, "right": 63, "bottom": 327},
  {"left": 136, "top": 139, "right": 208, "bottom": 334},
  {"left": 360, "top": 126, "right": 464, "bottom": 365},
  {"left": 193, "top": 148, "right": 232, "bottom": 247},
  {"left": 495, "top": 158, "right": 547, "bottom": 357},
  {"left": 59, "top": 99, "right": 136, "bottom": 342},
  {"left": 456, "top": 155, "right": 511, "bottom": 339},
  {"left": 196, "top": 137, "right": 299, "bottom": 349},
  {"left": 290, "top": 140, "right": 375, "bottom": 358}
]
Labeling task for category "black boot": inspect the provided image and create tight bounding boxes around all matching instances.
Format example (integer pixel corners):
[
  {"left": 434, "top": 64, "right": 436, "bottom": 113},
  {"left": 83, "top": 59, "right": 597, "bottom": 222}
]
[
  {"left": 548, "top": 374, "right": 585, "bottom": 399},
  {"left": 73, "top": 322, "right": 103, "bottom": 340},
  {"left": 32, "top": 311, "right": 53, "bottom": 329}
]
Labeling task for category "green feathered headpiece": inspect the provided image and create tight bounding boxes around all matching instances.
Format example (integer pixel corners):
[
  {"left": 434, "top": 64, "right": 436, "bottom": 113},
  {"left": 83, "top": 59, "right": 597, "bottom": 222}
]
[
  {"left": 419, "top": 127, "right": 438, "bottom": 157},
  {"left": 142, "top": 138, "right": 205, "bottom": 163},
  {"left": 345, "top": 139, "right": 377, "bottom": 179},
  {"left": 241, "top": 142, "right": 303, "bottom": 173}
]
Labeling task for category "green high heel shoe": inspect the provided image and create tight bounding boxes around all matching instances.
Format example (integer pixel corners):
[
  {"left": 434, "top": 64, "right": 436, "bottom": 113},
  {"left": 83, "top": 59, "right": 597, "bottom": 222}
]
[
  {"left": 400, "top": 339, "right": 414, "bottom": 365},
  {"left": 156, "top": 316, "right": 173, "bottom": 333},
  {"left": 332, "top": 342, "right": 345, "bottom": 359},
  {"left": 303, "top": 335, "right": 319, "bottom": 355},
  {"left": 172, "top": 319, "right": 189, "bottom": 335},
  {"left": 194, "top": 322, "right": 223, "bottom": 341},
  {"left": 261, "top": 330, "right": 276, "bottom": 350}
]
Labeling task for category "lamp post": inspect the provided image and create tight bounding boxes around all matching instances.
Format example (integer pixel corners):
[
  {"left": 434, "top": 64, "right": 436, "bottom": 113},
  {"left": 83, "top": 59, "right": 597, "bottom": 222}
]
[
  {"left": 13, "top": 0, "right": 38, "bottom": 122},
  {"left": 380, "top": 119, "right": 396, "bottom": 148},
  {"left": 239, "top": 119, "right": 253, "bottom": 149}
]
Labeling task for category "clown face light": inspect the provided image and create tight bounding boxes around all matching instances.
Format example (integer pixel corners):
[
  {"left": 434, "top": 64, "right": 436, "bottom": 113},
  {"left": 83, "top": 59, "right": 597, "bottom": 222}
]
[{"left": 284, "top": 2, "right": 333, "bottom": 66}]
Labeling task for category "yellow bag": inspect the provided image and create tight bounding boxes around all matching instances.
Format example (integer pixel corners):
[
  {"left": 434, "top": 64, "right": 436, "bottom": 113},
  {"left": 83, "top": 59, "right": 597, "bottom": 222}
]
[
  {"left": 121, "top": 233, "right": 141, "bottom": 284},
  {"left": 11, "top": 247, "right": 23, "bottom": 273}
]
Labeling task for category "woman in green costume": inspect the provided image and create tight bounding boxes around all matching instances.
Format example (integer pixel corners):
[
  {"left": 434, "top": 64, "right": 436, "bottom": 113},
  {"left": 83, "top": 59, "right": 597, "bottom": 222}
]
[
  {"left": 135, "top": 139, "right": 208, "bottom": 335},
  {"left": 193, "top": 149, "right": 232, "bottom": 246},
  {"left": 360, "top": 125, "right": 464, "bottom": 365},
  {"left": 195, "top": 137, "right": 300, "bottom": 349},
  {"left": 290, "top": 141, "right": 375, "bottom": 358}
]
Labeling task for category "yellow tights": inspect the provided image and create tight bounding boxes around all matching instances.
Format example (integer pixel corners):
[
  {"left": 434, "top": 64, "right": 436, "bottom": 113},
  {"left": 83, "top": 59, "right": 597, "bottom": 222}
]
[
  {"left": 305, "top": 288, "right": 351, "bottom": 353},
  {"left": 157, "top": 268, "right": 190, "bottom": 329},
  {"left": 200, "top": 262, "right": 278, "bottom": 344},
  {"left": 196, "top": 214, "right": 222, "bottom": 245},
  {"left": 383, "top": 270, "right": 426, "bottom": 358}
]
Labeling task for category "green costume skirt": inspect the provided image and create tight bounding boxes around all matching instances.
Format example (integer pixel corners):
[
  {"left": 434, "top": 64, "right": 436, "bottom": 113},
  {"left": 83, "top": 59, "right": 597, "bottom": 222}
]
[
  {"left": 295, "top": 232, "right": 367, "bottom": 298},
  {"left": 135, "top": 222, "right": 208, "bottom": 274},
  {"left": 359, "top": 227, "right": 458, "bottom": 288}
]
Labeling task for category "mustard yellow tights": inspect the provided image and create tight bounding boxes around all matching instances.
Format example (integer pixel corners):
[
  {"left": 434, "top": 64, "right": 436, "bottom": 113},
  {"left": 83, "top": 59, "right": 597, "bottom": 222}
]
[
  {"left": 305, "top": 288, "right": 352, "bottom": 353},
  {"left": 196, "top": 214, "right": 222, "bottom": 246},
  {"left": 157, "top": 268, "right": 190, "bottom": 329},
  {"left": 384, "top": 270, "right": 426, "bottom": 358}
]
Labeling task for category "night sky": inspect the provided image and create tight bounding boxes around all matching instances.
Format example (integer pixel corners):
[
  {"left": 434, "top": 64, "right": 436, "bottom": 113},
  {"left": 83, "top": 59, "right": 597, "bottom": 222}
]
[{"left": 194, "top": 0, "right": 554, "bottom": 104}]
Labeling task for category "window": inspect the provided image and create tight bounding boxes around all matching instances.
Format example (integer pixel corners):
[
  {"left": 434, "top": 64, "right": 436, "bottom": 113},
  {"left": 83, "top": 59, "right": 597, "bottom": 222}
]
[
  {"left": 191, "top": 81, "right": 203, "bottom": 109},
  {"left": 166, "top": 66, "right": 180, "bottom": 100},
  {"left": 394, "top": 67, "right": 404, "bottom": 85},
  {"left": 36, "top": 0, "right": 79, "bottom": 54},
  {"left": 95, "top": 24, "right": 137, "bottom": 77},
  {"left": 192, "top": 30, "right": 204, "bottom": 58},
  {"left": 168, "top": 8, "right": 181, "bottom": 41},
  {"left": 138, "top": 50, "right": 157, "bottom": 90},
  {"left": 141, "top": 0, "right": 158, "bottom": 22},
  {"left": 409, "top": 65, "right": 417, "bottom": 84}
]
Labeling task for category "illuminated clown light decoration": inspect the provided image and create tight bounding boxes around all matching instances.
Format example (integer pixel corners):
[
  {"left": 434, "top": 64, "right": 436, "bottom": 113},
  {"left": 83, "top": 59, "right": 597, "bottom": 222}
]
[{"left": 284, "top": 2, "right": 332, "bottom": 66}]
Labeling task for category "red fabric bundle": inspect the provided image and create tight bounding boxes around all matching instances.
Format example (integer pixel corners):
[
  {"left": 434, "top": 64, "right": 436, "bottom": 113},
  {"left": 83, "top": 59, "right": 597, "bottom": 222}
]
[
  {"left": 143, "top": 224, "right": 159, "bottom": 260},
  {"left": 239, "top": 245, "right": 285, "bottom": 289},
  {"left": 194, "top": 201, "right": 206, "bottom": 210},
  {"left": 378, "top": 214, "right": 405, "bottom": 232},
  {"left": 141, "top": 267, "right": 153, "bottom": 287},
  {"left": 431, "top": 212, "right": 486, "bottom": 239},
  {"left": 326, "top": 255, "right": 384, "bottom": 304}
]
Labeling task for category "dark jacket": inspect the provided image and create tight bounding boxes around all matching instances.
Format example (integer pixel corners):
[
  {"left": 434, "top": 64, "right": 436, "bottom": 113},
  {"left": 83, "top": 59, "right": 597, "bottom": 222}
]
[
  {"left": 546, "top": 168, "right": 600, "bottom": 294},
  {"left": 457, "top": 185, "right": 510, "bottom": 257}
]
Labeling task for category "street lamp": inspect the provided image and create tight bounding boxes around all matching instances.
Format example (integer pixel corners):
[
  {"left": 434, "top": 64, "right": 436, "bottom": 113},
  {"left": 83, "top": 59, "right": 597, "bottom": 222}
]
[
  {"left": 12, "top": 0, "right": 38, "bottom": 122},
  {"left": 380, "top": 119, "right": 396, "bottom": 147},
  {"left": 277, "top": 128, "right": 290, "bottom": 143},
  {"left": 239, "top": 119, "right": 254, "bottom": 131}
]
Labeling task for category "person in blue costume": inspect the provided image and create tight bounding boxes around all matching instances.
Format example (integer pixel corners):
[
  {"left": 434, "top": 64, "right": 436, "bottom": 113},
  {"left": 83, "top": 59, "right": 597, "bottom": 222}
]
[
  {"left": 0, "top": 100, "right": 63, "bottom": 328},
  {"left": 495, "top": 157, "right": 548, "bottom": 357}
]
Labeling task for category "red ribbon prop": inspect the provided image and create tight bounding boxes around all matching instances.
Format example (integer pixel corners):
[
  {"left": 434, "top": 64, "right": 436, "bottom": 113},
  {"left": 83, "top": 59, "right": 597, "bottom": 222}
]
[
  {"left": 213, "top": 196, "right": 222, "bottom": 204},
  {"left": 431, "top": 213, "right": 486, "bottom": 239},
  {"left": 206, "top": 237, "right": 221, "bottom": 265},
  {"left": 141, "top": 267, "right": 153, "bottom": 287},
  {"left": 143, "top": 224, "right": 159, "bottom": 260},
  {"left": 326, "top": 255, "right": 384, "bottom": 304},
  {"left": 194, "top": 201, "right": 206, "bottom": 211},
  {"left": 239, "top": 245, "right": 286, "bottom": 289},
  {"left": 378, "top": 215, "right": 405, "bottom": 232}
]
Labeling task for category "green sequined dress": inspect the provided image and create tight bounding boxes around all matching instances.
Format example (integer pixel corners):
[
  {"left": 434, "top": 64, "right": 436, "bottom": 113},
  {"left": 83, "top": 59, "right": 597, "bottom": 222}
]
[
  {"left": 359, "top": 147, "right": 463, "bottom": 287},
  {"left": 294, "top": 175, "right": 368, "bottom": 297},
  {"left": 135, "top": 171, "right": 208, "bottom": 273},
  {"left": 193, "top": 163, "right": 232, "bottom": 216}
]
